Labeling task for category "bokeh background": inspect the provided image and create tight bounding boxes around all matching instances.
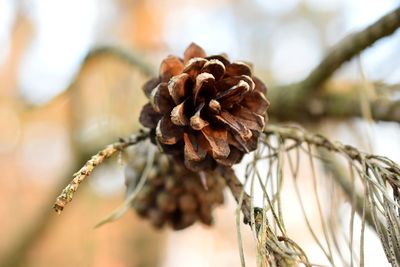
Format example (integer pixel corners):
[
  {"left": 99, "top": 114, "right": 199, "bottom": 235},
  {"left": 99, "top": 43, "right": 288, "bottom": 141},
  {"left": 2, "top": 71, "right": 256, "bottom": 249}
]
[{"left": 0, "top": 0, "right": 400, "bottom": 266}]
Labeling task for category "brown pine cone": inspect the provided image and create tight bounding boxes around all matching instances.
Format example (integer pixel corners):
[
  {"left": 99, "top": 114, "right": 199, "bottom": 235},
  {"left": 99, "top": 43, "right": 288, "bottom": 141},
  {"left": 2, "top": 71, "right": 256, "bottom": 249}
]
[
  {"left": 125, "top": 143, "right": 226, "bottom": 230},
  {"left": 139, "top": 43, "right": 269, "bottom": 171}
]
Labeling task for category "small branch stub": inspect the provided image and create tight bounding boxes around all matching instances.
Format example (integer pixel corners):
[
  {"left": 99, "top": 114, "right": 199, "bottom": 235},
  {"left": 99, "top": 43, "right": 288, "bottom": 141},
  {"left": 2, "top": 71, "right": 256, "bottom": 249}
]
[{"left": 53, "top": 130, "right": 149, "bottom": 214}]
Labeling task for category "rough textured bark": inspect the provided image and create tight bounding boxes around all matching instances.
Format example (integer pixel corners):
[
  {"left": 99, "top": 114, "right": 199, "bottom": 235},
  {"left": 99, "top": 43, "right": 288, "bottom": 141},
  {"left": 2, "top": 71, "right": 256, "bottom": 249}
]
[{"left": 268, "top": 84, "right": 400, "bottom": 123}]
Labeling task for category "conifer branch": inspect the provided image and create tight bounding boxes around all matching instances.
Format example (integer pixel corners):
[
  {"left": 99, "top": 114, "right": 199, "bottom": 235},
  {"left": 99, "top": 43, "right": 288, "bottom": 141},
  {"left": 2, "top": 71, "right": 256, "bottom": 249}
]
[
  {"left": 300, "top": 6, "right": 400, "bottom": 93},
  {"left": 268, "top": 84, "right": 400, "bottom": 123},
  {"left": 220, "top": 166, "right": 252, "bottom": 224},
  {"left": 53, "top": 130, "right": 149, "bottom": 213},
  {"left": 83, "top": 46, "right": 156, "bottom": 77}
]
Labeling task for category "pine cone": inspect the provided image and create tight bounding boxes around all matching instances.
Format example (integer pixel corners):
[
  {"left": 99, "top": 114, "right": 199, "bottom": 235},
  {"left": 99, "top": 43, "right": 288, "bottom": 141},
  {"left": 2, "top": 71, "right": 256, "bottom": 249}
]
[
  {"left": 125, "top": 143, "right": 226, "bottom": 230},
  {"left": 139, "top": 43, "right": 269, "bottom": 171}
]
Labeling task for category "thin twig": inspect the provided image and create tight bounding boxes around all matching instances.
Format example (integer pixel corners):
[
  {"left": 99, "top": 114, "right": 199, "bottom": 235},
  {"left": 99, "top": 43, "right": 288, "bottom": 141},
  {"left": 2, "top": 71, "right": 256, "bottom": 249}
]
[
  {"left": 268, "top": 5, "right": 400, "bottom": 124},
  {"left": 53, "top": 130, "right": 149, "bottom": 213},
  {"left": 265, "top": 124, "right": 397, "bottom": 167},
  {"left": 83, "top": 46, "right": 156, "bottom": 77},
  {"left": 22, "top": 45, "right": 156, "bottom": 111},
  {"left": 264, "top": 125, "right": 400, "bottom": 204},
  {"left": 94, "top": 143, "right": 156, "bottom": 228},
  {"left": 318, "top": 149, "right": 376, "bottom": 229},
  {"left": 263, "top": 124, "right": 400, "bottom": 265},
  {"left": 221, "top": 165, "right": 312, "bottom": 266},
  {"left": 220, "top": 166, "right": 252, "bottom": 224}
]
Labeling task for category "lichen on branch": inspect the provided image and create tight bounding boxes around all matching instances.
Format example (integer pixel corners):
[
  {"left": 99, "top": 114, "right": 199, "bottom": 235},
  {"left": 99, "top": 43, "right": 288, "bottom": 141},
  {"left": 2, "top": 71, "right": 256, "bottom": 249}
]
[{"left": 53, "top": 130, "right": 149, "bottom": 213}]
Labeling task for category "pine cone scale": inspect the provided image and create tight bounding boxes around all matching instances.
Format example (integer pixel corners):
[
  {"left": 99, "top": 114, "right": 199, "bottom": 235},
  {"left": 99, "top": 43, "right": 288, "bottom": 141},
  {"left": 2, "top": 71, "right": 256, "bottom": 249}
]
[
  {"left": 183, "top": 43, "right": 206, "bottom": 63},
  {"left": 227, "top": 132, "right": 246, "bottom": 152},
  {"left": 201, "top": 59, "right": 226, "bottom": 81},
  {"left": 201, "top": 126, "right": 230, "bottom": 159},
  {"left": 241, "top": 91, "right": 269, "bottom": 115},
  {"left": 216, "top": 80, "right": 250, "bottom": 107},
  {"left": 183, "top": 57, "right": 207, "bottom": 78},
  {"left": 189, "top": 102, "right": 209, "bottom": 130},
  {"left": 170, "top": 101, "right": 189, "bottom": 126},
  {"left": 139, "top": 103, "right": 162, "bottom": 128},
  {"left": 225, "top": 61, "right": 252, "bottom": 76},
  {"left": 215, "top": 146, "right": 243, "bottom": 166},
  {"left": 183, "top": 132, "right": 207, "bottom": 162},
  {"left": 143, "top": 77, "right": 161, "bottom": 97},
  {"left": 156, "top": 116, "right": 183, "bottom": 145},
  {"left": 168, "top": 73, "right": 191, "bottom": 104},
  {"left": 208, "top": 99, "right": 221, "bottom": 113},
  {"left": 215, "top": 76, "right": 250, "bottom": 92},
  {"left": 231, "top": 105, "right": 265, "bottom": 131},
  {"left": 214, "top": 111, "right": 252, "bottom": 140},
  {"left": 253, "top": 76, "right": 267, "bottom": 94},
  {"left": 160, "top": 56, "right": 184, "bottom": 82},
  {"left": 193, "top": 73, "right": 216, "bottom": 104},
  {"left": 150, "top": 83, "right": 174, "bottom": 113},
  {"left": 206, "top": 54, "right": 230, "bottom": 66}
]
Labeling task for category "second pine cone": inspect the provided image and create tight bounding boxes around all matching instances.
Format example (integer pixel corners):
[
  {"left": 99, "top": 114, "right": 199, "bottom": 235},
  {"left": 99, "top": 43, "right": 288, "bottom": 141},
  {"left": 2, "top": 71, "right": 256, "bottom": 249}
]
[{"left": 125, "top": 143, "right": 226, "bottom": 230}]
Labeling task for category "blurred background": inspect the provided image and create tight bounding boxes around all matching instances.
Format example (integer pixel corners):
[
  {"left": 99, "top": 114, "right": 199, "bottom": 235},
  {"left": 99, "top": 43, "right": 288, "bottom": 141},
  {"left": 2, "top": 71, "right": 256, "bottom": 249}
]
[{"left": 0, "top": 0, "right": 399, "bottom": 266}]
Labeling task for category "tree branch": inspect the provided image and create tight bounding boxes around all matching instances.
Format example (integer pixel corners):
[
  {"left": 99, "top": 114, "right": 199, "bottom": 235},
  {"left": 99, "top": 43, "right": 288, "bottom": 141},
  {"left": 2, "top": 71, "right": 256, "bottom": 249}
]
[
  {"left": 21, "top": 45, "right": 156, "bottom": 111},
  {"left": 33, "top": 43, "right": 400, "bottom": 125},
  {"left": 263, "top": 125, "right": 400, "bottom": 234},
  {"left": 299, "top": 6, "right": 400, "bottom": 93},
  {"left": 268, "top": 83, "right": 400, "bottom": 123},
  {"left": 33, "top": 6, "right": 400, "bottom": 125},
  {"left": 217, "top": 126, "right": 400, "bottom": 265},
  {"left": 220, "top": 166, "right": 252, "bottom": 224},
  {"left": 53, "top": 130, "right": 149, "bottom": 213},
  {"left": 268, "top": 6, "right": 400, "bottom": 122},
  {"left": 83, "top": 46, "right": 156, "bottom": 77},
  {"left": 317, "top": 148, "right": 400, "bottom": 265}
]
